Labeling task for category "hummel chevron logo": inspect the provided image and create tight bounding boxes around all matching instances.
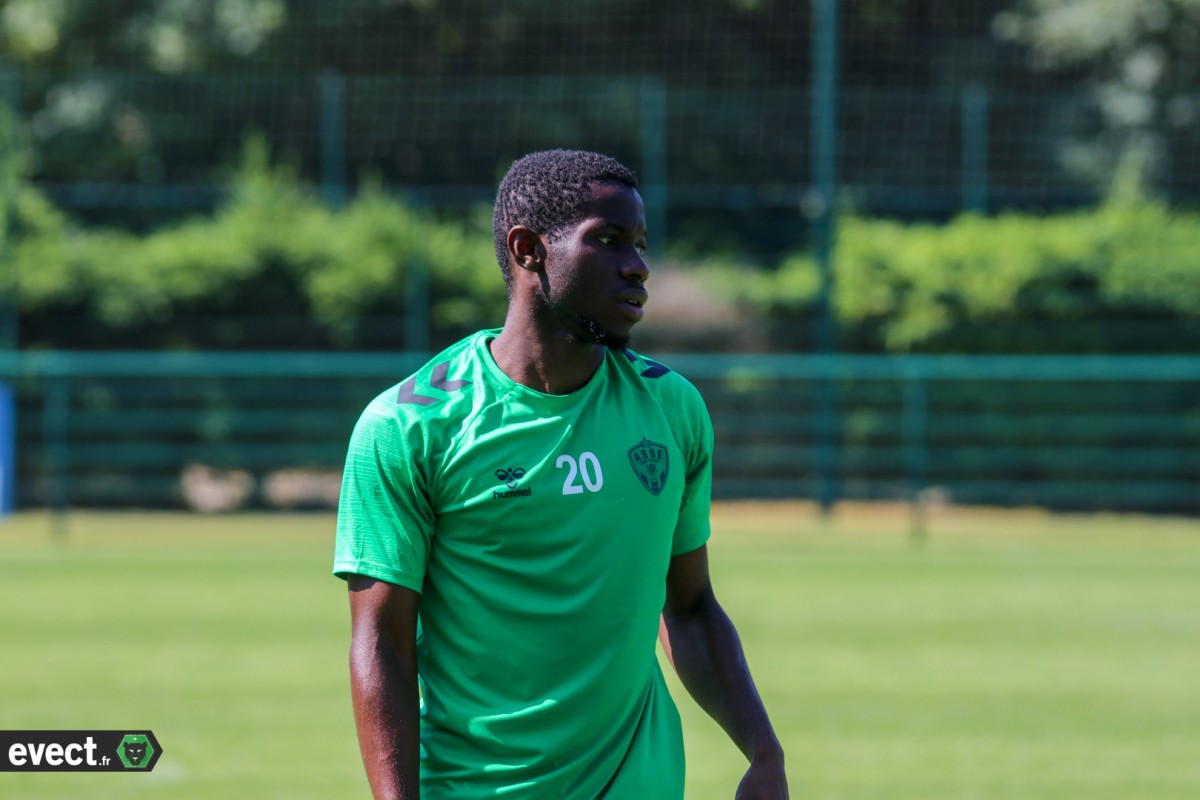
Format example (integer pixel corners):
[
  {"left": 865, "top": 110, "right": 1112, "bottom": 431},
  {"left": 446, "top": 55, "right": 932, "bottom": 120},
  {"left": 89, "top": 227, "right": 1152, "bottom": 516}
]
[
  {"left": 493, "top": 466, "right": 531, "bottom": 499},
  {"left": 494, "top": 467, "right": 526, "bottom": 489},
  {"left": 622, "top": 350, "right": 671, "bottom": 378},
  {"left": 430, "top": 361, "right": 470, "bottom": 391},
  {"left": 397, "top": 362, "right": 471, "bottom": 406}
]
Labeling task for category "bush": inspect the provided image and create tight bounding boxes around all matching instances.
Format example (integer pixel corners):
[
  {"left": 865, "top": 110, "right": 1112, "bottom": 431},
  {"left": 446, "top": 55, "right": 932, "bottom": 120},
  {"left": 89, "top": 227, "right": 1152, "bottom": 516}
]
[
  {"left": 11, "top": 137, "right": 505, "bottom": 350},
  {"left": 716, "top": 201, "right": 1200, "bottom": 353},
  {"left": 9, "top": 128, "right": 1200, "bottom": 354}
]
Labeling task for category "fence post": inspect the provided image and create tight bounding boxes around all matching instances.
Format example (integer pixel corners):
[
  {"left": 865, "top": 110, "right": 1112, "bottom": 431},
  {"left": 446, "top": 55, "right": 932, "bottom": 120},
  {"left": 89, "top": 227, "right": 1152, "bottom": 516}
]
[
  {"left": 0, "top": 62, "right": 17, "bottom": 107},
  {"left": 0, "top": 381, "right": 14, "bottom": 515},
  {"left": 961, "top": 82, "right": 989, "bottom": 213},
  {"left": 640, "top": 76, "right": 668, "bottom": 250},
  {"left": 810, "top": 0, "right": 839, "bottom": 513},
  {"left": 903, "top": 369, "right": 929, "bottom": 540},
  {"left": 405, "top": 247, "right": 430, "bottom": 354},
  {"left": 44, "top": 372, "right": 70, "bottom": 534},
  {"left": 0, "top": 62, "right": 21, "bottom": 352},
  {"left": 318, "top": 69, "right": 349, "bottom": 208},
  {"left": 811, "top": 358, "right": 839, "bottom": 516}
]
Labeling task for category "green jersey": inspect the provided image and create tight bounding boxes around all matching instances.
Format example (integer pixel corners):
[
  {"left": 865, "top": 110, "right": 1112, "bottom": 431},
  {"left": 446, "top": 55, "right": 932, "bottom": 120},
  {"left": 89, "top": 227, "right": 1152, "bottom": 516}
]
[{"left": 333, "top": 329, "right": 714, "bottom": 799}]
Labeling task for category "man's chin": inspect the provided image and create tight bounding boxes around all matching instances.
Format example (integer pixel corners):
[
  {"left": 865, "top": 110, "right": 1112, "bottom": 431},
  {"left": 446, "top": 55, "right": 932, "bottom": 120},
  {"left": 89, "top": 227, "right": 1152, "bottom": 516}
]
[
  {"left": 599, "top": 333, "right": 631, "bottom": 350},
  {"left": 575, "top": 314, "right": 632, "bottom": 350}
]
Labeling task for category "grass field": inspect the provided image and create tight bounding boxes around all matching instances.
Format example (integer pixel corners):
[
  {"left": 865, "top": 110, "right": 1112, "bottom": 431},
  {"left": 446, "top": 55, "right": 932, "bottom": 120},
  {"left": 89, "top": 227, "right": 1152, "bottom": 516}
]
[{"left": 1, "top": 503, "right": 1198, "bottom": 799}]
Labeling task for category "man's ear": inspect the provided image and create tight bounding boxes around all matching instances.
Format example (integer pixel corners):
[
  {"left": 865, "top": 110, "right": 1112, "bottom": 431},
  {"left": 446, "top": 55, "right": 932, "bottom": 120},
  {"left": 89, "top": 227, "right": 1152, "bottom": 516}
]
[{"left": 507, "top": 226, "right": 546, "bottom": 274}]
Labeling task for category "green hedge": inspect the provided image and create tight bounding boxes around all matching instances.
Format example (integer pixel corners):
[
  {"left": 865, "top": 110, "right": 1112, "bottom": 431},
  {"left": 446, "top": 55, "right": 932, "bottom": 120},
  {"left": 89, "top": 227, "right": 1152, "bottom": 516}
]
[
  {"left": 6, "top": 131, "right": 1200, "bottom": 353},
  {"left": 714, "top": 199, "right": 1200, "bottom": 353},
  {"left": 6, "top": 138, "right": 506, "bottom": 349}
]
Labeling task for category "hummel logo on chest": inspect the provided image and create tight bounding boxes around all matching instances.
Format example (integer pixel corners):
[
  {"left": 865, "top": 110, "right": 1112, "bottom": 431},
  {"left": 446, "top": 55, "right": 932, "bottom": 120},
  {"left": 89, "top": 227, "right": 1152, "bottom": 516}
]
[{"left": 493, "top": 467, "right": 532, "bottom": 499}]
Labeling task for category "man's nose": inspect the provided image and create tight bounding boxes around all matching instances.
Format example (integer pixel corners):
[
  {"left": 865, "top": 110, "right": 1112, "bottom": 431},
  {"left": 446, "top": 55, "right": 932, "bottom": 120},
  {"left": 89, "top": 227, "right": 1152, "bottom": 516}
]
[{"left": 622, "top": 253, "right": 649, "bottom": 283}]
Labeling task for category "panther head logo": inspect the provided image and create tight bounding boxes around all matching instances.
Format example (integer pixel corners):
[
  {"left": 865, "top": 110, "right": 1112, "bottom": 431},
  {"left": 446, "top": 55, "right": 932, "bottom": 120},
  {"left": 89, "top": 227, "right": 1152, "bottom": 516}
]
[
  {"left": 123, "top": 741, "right": 147, "bottom": 766},
  {"left": 116, "top": 733, "right": 155, "bottom": 769},
  {"left": 494, "top": 467, "right": 526, "bottom": 489}
]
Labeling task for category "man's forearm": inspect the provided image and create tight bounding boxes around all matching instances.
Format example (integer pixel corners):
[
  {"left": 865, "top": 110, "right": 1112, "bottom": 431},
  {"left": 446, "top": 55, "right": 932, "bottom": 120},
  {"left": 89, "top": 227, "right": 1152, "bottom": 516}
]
[
  {"left": 350, "top": 633, "right": 421, "bottom": 800},
  {"left": 661, "top": 594, "right": 782, "bottom": 763}
]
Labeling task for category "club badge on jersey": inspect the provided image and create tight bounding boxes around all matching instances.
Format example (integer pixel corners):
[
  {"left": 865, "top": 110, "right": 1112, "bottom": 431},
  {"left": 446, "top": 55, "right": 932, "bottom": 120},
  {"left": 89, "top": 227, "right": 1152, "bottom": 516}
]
[{"left": 627, "top": 438, "right": 670, "bottom": 496}]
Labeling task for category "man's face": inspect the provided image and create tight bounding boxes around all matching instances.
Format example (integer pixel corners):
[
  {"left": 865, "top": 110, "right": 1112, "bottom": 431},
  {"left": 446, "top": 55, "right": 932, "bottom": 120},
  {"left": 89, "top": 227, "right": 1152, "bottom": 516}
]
[{"left": 540, "top": 181, "right": 649, "bottom": 350}]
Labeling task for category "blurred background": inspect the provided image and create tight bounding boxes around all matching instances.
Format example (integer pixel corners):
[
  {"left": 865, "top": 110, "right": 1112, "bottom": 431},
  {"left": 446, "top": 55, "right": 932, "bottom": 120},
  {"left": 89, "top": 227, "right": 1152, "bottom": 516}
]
[
  {"left": 1, "top": 4, "right": 1199, "bottom": 799},
  {"left": 0, "top": 0, "right": 1197, "bottom": 515}
]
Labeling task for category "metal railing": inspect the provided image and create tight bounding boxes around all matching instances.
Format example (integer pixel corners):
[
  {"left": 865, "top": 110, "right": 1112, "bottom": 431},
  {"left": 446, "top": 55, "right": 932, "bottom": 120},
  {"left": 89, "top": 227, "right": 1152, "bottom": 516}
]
[{"left": 7, "top": 351, "right": 1199, "bottom": 516}]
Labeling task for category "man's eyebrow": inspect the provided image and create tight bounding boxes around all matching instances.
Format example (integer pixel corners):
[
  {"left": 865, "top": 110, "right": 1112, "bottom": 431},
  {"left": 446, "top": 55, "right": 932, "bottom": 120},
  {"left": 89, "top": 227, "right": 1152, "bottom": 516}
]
[{"left": 590, "top": 220, "right": 644, "bottom": 234}]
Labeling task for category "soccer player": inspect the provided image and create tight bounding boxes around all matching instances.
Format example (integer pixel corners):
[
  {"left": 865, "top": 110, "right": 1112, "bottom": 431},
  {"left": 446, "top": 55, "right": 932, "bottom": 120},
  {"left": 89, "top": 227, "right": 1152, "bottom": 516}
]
[{"left": 334, "top": 149, "right": 787, "bottom": 799}]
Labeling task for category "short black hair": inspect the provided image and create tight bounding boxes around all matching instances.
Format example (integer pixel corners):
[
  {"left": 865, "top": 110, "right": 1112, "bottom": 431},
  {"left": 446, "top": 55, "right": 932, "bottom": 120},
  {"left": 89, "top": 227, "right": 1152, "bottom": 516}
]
[{"left": 493, "top": 149, "right": 639, "bottom": 284}]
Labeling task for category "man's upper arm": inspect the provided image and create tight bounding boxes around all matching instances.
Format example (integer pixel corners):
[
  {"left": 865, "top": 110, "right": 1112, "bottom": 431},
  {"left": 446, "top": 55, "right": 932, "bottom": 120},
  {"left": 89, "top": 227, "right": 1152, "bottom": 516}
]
[
  {"left": 664, "top": 543, "right": 713, "bottom": 618},
  {"left": 348, "top": 575, "right": 420, "bottom": 655}
]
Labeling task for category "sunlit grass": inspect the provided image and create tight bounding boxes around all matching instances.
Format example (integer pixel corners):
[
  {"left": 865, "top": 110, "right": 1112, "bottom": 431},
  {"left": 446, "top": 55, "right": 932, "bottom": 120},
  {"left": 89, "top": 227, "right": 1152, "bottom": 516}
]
[{"left": 1, "top": 506, "right": 1197, "bottom": 799}]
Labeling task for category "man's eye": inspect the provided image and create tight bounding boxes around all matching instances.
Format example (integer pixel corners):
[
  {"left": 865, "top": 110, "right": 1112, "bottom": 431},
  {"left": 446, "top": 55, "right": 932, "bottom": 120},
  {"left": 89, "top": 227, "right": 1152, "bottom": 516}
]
[
  {"left": 635, "top": 243, "right": 647, "bottom": 255},
  {"left": 597, "top": 235, "right": 615, "bottom": 246}
]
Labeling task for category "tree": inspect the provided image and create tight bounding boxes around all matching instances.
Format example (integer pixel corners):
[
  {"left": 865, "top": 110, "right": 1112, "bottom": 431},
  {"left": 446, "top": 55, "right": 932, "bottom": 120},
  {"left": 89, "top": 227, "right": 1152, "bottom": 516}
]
[
  {"left": 994, "top": 0, "right": 1200, "bottom": 197},
  {"left": 0, "top": 0, "right": 285, "bottom": 71}
]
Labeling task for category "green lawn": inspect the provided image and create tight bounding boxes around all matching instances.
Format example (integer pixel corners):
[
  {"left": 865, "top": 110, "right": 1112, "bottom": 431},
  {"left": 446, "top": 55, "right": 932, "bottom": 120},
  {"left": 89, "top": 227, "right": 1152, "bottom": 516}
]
[{"left": 1, "top": 505, "right": 1198, "bottom": 799}]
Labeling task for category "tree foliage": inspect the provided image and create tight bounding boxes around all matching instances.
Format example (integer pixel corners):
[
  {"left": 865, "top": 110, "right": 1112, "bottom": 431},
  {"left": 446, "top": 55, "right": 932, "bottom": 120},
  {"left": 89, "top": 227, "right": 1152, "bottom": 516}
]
[
  {"left": 0, "top": 0, "right": 286, "bottom": 70},
  {"left": 10, "top": 137, "right": 504, "bottom": 349},
  {"left": 3, "top": 1, "right": 1198, "bottom": 354},
  {"left": 10, "top": 136, "right": 1200, "bottom": 353},
  {"left": 995, "top": 0, "right": 1200, "bottom": 192},
  {"left": 714, "top": 197, "right": 1200, "bottom": 353}
]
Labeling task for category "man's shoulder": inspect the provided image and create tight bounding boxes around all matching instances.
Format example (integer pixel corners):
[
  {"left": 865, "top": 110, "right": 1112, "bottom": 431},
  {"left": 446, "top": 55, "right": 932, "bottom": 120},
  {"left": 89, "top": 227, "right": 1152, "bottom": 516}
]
[
  {"left": 357, "top": 331, "right": 492, "bottom": 430},
  {"left": 614, "top": 347, "right": 706, "bottom": 407},
  {"left": 392, "top": 332, "right": 488, "bottom": 413}
]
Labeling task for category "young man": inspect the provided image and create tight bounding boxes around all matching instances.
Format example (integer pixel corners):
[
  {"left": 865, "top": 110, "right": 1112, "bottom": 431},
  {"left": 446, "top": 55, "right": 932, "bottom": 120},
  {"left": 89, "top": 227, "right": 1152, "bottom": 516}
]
[{"left": 334, "top": 150, "right": 787, "bottom": 799}]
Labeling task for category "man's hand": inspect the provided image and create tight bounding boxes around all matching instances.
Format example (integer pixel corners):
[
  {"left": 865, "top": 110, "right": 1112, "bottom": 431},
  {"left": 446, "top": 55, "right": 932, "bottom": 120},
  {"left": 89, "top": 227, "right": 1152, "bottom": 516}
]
[{"left": 735, "top": 751, "right": 789, "bottom": 799}]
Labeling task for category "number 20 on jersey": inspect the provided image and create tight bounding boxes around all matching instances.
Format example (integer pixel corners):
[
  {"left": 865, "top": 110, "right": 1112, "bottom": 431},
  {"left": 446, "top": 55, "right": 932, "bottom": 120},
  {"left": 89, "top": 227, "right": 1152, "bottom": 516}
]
[{"left": 556, "top": 452, "right": 604, "bottom": 495}]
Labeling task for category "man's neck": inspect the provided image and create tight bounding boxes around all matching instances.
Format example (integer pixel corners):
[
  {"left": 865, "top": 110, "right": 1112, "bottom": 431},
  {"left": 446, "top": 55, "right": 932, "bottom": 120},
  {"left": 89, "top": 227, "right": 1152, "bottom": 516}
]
[{"left": 488, "top": 317, "right": 606, "bottom": 395}]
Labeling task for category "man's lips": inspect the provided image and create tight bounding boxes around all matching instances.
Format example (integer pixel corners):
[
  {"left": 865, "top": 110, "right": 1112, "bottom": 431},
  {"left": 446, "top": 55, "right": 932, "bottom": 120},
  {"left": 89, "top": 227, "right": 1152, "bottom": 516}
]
[
  {"left": 617, "top": 290, "right": 647, "bottom": 321},
  {"left": 618, "top": 289, "right": 648, "bottom": 309}
]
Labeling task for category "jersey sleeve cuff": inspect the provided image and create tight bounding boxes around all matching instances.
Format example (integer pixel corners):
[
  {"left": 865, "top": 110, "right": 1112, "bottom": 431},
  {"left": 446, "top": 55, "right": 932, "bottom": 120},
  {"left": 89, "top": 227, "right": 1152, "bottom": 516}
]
[
  {"left": 332, "top": 560, "right": 425, "bottom": 594},
  {"left": 670, "top": 526, "right": 711, "bottom": 557}
]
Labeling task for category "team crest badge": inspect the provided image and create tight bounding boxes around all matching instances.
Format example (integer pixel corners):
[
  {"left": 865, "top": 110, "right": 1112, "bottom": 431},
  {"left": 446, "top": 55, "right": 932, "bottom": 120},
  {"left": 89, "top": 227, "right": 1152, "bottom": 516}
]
[{"left": 628, "top": 438, "right": 669, "bottom": 496}]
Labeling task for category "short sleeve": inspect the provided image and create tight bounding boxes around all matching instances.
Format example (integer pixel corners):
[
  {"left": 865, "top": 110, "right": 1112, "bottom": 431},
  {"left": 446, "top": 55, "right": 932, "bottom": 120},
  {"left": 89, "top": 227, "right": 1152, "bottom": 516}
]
[
  {"left": 333, "top": 399, "right": 435, "bottom": 593},
  {"left": 671, "top": 388, "right": 714, "bottom": 556}
]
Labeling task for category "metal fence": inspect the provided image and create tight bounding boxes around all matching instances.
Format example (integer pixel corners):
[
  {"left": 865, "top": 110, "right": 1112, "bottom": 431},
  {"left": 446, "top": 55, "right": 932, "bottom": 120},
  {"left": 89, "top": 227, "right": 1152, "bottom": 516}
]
[
  {"left": 12, "top": 352, "right": 1199, "bottom": 515},
  {"left": 9, "top": 61, "right": 1200, "bottom": 230}
]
